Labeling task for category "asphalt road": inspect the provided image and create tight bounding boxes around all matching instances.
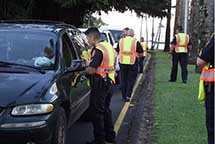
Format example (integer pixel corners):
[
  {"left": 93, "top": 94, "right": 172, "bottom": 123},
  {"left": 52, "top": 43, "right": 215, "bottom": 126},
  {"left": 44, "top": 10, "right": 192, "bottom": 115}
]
[{"left": 66, "top": 85, "right": 124, "bottom": 144}]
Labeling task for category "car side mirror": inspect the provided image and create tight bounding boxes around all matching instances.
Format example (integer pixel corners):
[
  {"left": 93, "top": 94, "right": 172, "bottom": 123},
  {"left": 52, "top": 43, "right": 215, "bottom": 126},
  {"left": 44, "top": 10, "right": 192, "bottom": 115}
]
[{"left": 65, "top": 59, "right": 85, "bottom": 73}]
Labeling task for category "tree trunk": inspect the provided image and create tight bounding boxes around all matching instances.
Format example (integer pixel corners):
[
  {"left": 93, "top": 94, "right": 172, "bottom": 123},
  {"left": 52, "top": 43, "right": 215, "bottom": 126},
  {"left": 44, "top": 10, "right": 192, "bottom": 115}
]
[
  {"left": 163, "top": 0, "right": 171, "bottom": 52},
  {"left": 189, "top": 0, "right": 200, "bottom": 64},
  {"left": 204, "top": 0, "right": 214, "bottom": 39},
  {"left": 174, "top": 0, "right": 186, "bottom": 32}
]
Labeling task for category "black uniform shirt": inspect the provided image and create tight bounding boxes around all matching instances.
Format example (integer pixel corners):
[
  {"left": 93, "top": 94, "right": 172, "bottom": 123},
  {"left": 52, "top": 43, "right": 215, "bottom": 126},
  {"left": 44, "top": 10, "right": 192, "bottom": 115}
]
[
  {"left": 199, "top": 35, "right": 214, "bottom": 68},
  {"left": 89, "top": 48, "right": 103, "bottom": 68},
  {"left": 89, "top": 40, "right": 105, "bottom": 68}
]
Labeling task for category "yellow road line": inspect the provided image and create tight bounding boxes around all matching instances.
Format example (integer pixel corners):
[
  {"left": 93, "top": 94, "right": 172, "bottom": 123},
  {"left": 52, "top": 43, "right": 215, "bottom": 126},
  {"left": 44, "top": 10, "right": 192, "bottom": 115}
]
[
  {"left": 114, "top": 54, "right": 151, "bottom": 135},
  {"left": 114, "top": 73, "right": 142, "bottom": 134}
]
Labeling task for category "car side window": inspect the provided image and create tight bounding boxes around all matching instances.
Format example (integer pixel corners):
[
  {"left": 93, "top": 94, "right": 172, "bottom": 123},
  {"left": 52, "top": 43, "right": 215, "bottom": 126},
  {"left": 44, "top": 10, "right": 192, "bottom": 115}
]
[{"left": 62, "top": 33, "right": 77, "bottom": 67}]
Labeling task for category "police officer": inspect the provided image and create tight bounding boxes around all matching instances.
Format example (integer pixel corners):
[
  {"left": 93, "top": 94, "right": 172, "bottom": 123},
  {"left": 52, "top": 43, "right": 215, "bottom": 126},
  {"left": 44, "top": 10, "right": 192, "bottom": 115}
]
[
  {"left": 116, "top": 29, "right": 143, "bottom": 101},
  {"left": 197, "top": 33, "right": 214, "bottom": 144},
  {"left": 169, "top": 26, "right": 192, "bottom": 83},
  {"left": 84, "top": 28, "right": 116, "bottom": 144},
  {"left": 138, "top": 37, "right": 148, "bottom": 73}
]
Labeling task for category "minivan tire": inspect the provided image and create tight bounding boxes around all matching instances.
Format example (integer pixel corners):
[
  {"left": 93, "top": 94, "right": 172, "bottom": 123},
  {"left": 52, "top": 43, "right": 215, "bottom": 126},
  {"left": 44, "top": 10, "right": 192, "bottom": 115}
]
[{"left": 51, "top": 107, "right": 67, "bottom": 144}]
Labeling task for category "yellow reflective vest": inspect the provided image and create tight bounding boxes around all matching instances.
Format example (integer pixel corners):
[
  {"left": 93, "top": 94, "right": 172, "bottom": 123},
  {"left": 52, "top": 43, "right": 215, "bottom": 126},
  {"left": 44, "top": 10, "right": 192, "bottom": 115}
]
[
  {"left": 141, "top": 42, "right": 148, "bottom": 57},
  {"left": 175, "top": 33, "right": 189, "bottom": 53},
  {"left": 119, "top": 36, "right": 137, "bottom": 65},
  {"left": 95, "top": 41, "right": 116, "bottom": 83}
]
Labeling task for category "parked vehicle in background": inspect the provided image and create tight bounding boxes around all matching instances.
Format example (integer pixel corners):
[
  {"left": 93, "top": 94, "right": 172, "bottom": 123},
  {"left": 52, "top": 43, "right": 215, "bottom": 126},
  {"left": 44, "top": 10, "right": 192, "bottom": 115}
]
[
  {"left": 100, "top": 29, "right": 115, "bottom": 46},
  {"left": 0, "top": 20, "right": 90, "bottom": 144},
  {"left": 108, "top": 29, "right": 124, "bottom": 44},
  {"left": 78, "top": 28, "right": 115, "bottom": 46}
]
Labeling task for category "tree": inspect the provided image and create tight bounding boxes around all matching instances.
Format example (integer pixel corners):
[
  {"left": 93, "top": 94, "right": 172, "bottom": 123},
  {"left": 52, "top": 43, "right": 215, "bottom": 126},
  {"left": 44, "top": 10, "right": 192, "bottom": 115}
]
[
  {"left": 189, "top": 0, "right": 200, "bottom": 64},
  {"left": 174, "top": 0, "right": 186, "bottom": 33},
  {"left": 163, "top": 0, "right": 171, "bottom": 52},
  {"left": 82, "top": 14, "right": 107, "bottom": 28},
  {"left": 1, "top": 0, "right": 170, "bottom": 26},
  {"left": 0, "top": 0, "right": 34, "bottom": 19},
  {"left": 203, "top": 0, "right": 214, "bottom": 40}
]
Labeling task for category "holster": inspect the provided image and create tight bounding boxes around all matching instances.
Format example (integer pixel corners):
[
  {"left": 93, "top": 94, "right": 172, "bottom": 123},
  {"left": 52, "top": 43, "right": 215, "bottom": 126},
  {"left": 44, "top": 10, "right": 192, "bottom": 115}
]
[
  {"left": 90, "top": 74, "right": 112, "bottom": 91},
  {"left": 204, "top": 82, "right": 212, "bottom": 93}
]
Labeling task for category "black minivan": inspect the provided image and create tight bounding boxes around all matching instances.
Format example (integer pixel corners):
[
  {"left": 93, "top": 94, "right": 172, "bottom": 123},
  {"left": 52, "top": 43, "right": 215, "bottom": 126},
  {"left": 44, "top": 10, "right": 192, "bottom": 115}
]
[{"left": 0, "top": 21, "right": 90, "bottom": 144}]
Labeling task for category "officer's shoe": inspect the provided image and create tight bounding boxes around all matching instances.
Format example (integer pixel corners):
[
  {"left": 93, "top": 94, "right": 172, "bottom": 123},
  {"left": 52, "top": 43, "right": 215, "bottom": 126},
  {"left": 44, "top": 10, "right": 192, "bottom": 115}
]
[
  {"left": 125, "top": 97, "right": 130, "bottom": 102},
  {"left": 182, "top": 80, "right": 187, "bottom": 84}
]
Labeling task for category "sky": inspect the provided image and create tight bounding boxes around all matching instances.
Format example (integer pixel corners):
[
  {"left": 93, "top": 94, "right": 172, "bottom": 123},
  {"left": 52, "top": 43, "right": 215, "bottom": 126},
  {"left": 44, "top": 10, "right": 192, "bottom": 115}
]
[{"left": 94, "top": 0, "right": 177, "bottom": 49}]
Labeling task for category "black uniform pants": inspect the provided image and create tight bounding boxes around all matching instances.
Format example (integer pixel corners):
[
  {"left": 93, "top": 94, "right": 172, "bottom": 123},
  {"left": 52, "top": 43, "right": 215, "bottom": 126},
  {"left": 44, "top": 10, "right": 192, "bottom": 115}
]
[
  {"left": 120, "top": 62, "right": 138, "bottom": 99},
  {"left": 205, "top": 82, "right": 214, "bottom": 144},
  {"left": 89, "top": 76, "right": 115, "bottom": 144},
  {"left": 170, "top": 53, "right": 188, "bottom": 81},
  {"left": 138, "top": 56, "right": 145, "bottom": 73}
]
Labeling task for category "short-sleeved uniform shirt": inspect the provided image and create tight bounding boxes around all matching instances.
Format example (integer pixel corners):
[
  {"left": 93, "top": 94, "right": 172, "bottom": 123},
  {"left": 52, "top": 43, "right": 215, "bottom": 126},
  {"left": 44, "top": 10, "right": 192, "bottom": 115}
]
[
  {"left": 199, "top": 34, "right": 214, "bottom": 68},
  {"left": 89, "top": 40, "right": 105, "bottom": 68}
]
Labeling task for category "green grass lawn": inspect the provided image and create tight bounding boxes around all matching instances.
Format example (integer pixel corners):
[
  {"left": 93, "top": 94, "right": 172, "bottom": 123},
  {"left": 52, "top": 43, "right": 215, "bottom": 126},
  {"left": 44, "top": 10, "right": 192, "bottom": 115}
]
[{"left": 153, "top": 51, "right": 207, "bottom": 144}]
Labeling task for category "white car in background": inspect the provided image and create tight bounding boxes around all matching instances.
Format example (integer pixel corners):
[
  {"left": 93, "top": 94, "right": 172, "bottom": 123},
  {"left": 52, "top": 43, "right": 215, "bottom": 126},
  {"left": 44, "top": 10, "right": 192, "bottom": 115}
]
[{"left": 78, "top": 28, "right": 115, "bottom": 46}]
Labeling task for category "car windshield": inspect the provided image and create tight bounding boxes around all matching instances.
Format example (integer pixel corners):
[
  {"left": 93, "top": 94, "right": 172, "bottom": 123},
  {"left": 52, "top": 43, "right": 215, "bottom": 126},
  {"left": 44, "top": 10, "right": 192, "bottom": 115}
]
[
  {"left": 0, "top": 30, "right": 57, "bottom": 69},
  {"left": 100, "top": 33, "right": 107, "bottom": 41},
  {"left": 109, "top": 30, "right": 123, "bottom": 43}
]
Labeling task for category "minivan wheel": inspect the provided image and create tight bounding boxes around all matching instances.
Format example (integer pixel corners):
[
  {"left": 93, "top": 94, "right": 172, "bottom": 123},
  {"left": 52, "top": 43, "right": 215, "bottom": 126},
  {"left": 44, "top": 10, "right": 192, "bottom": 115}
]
[{"left": 51, "top": 107, "right": 67, "bottom": 144}]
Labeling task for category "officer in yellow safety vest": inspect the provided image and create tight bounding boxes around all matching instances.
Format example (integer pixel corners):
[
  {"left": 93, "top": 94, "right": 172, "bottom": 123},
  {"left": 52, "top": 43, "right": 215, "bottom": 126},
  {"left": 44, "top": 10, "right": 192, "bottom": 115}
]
[
  {"left": 116, "top": 28, "right": 143, "bottom": 101},
  {"left": 84, "top": 27, "right": 116, "bottom": 144},
  {"left": 169, "top": 26, "right": 192, "bottom": 83},
  {"left": 197, "top": 33, "right": 214, "bottom": 144},
  {"left": 138, "top": 37, "right": 148, "bottom": 73}
]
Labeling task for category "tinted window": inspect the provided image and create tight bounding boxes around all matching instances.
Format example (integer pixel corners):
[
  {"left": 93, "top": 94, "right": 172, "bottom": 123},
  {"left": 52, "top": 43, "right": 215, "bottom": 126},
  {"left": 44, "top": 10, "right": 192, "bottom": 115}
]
[
  {"left": 100, "top": 33, "right": 108, "bottom": 41},
  {"left": 0, "top": 30, "right": 57, "bottom": 69},
  {"left": 62, "top": 34, "right": 73, "bottom": 67},
  {"left": 109, "top": 30, "right": 123, "bottom": 43}
]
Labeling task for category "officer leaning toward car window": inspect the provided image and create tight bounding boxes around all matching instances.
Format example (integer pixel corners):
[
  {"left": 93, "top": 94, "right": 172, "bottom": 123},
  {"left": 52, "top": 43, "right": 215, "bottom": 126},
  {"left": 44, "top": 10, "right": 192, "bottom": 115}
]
[
  {"left": 84, "top": 27, "right": 116, "bottom": 144},
  {"left": 116, "top": 28, "right": 143, "bottom": 102},
  {"left": 197, "top": 33, "right": 214, "bottom": 144}
]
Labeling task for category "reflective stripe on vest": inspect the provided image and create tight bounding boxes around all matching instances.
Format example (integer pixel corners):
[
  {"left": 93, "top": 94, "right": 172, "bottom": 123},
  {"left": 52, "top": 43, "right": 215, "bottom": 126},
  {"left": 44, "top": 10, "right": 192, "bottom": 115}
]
[
  {"left": 200, "top": 64, "right": 215, "bottom": 82},
  {"left": 141, "top": 42, "right": 147, "bottom": 56},
  {"left": 175, "top": 33, "right": 189, "bottom": 53},
  {"left": 95, "top": 41, "right": 115, "bottom": 83},
  {"left": 119, "top": 36, "right": 137, "bottom": 65}
]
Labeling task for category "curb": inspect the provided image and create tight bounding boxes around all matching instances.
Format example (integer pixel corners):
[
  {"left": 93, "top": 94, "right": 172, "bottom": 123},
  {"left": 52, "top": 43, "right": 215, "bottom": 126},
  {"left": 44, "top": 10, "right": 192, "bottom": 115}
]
[{"left": 114, "top": 53, "right": 152, "bottom": 136}]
